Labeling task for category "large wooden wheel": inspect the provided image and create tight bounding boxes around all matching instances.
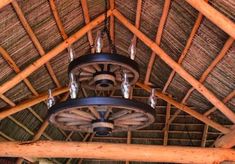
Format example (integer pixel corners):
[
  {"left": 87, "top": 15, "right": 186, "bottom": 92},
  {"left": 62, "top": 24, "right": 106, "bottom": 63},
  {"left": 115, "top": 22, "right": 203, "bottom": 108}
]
[
  {"left": 68, "top": 53, "right": 139, "bottom": 91},
  {"left": 48, "top": 97, "right": 155, "bottom": 135}
]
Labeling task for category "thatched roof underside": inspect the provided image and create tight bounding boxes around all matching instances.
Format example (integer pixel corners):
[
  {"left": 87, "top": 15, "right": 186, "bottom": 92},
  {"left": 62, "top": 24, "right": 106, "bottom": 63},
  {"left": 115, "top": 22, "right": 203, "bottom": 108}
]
[{"left": 0, "top": 0, "right": 234, "bottom": 163}]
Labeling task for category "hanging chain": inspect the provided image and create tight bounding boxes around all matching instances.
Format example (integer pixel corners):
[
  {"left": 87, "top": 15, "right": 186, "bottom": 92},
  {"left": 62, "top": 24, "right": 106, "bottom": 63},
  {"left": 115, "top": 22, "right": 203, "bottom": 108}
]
[{"left": 102, "top": 0, "right": 116, "bottom": 53}]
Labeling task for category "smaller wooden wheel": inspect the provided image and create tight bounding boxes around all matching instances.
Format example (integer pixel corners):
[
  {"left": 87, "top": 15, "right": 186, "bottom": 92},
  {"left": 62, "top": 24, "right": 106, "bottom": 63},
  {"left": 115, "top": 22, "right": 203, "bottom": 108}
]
[
  {"left": 68, "top": 53, "right": 139, "bottom": 91},
  {"left": 48, "top": 97, "right": 155, "bottom": 135}
]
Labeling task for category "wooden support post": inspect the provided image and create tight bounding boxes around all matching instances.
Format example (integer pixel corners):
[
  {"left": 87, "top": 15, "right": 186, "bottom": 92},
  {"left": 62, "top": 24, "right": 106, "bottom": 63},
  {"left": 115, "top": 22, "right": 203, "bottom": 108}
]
[
  {"left": 145, "top": 0, "right": 171, "bottom": 84},
  {"left": 201, "top": 124, "right": 208, "bottom": 147},
  {"left": 185, "top": 0, "right": 235, "bottom": 39},
  {"left": 163, "top": 37, "right": 234, "bottom": 126},
  {"left": 136, "top": 82, "right": 230, "bottom": 134},
  {"left": 11, "top": 0, "right": 61, "bottom": 88},
  {"left": 214, "top": 129, "right": 235, "bottom": 148},
  {"left": 1, "top": 141, "right": 235, "bottom": 163},
  {"left": 163, "top": 100, "right": 171, "bottom": 146},
  {"left": 112, "top": 9, "right": 235, "bottom": 124},
  {"left": 0, "top": 10, "right": 112, "bottom": 95}
]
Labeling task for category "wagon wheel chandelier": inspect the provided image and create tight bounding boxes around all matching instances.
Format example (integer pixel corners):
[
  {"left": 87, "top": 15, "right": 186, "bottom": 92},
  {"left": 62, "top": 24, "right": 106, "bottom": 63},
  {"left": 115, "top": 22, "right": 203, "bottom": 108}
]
[{"left": 47, "top": 0, "right": 157, "bottom": 136}]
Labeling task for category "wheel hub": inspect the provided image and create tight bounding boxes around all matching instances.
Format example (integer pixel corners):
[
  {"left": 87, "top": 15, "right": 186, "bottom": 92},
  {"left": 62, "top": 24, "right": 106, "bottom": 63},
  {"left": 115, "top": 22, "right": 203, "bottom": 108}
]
[{"left": 93, "top": 71, "right": 116, "bottom": 90}]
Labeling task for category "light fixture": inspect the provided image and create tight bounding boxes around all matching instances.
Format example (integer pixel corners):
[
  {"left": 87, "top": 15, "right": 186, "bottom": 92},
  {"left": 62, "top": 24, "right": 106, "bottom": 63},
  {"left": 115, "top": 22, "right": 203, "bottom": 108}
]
[
  {"left": 148, "top": 88, "right": 157, "bottom": 108},
  {"left": 47, "top": 89, "right": 55, "bottom": 109},
  {"left": 128, "top": 39, "right": 136, "bottom": 60},
  {"left": 48, "top": 0, "right": 155, "bottom": 136}
]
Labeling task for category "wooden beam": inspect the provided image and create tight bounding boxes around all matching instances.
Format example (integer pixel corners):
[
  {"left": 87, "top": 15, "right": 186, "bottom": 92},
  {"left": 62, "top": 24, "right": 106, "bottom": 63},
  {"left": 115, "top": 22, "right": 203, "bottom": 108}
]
[
  {"left": 163, "top": 100, "right": 171, "bottom": 146},
  {"left": 132, "top": 0, "right": 142, "bottom": 45},
  {"left": 214, "top": 129, "right": 235, "bottom": 148},
  {"left": 162, "top": 1, "right": 207, "bottom": 93},
  {"left": 112, "top": 9, "right": 235, "bottom": 124},
  {"left": 145, "top": 0, "right": 171, "bottom": 84},
  {"left": 81, "top": 0, "right": 95, "bottom": 53},
  {"left": 185, "top": 0, "right": 235, "bottom": 39},
  {"left": 1, "top": 141, "right": 235, "bottom": 163},
  {"left": 201, "top": 124, "right": 208, "bottom": 147},
  {"left": 0, "top": 10, "right": 111, "bottom": 95},
  {"left": 204, "top": 90, "right": 235, "bottom": 116},
  {"left": 0, "top": 87, "right": 68, "bottom": 119},
  {"left": 109, "top": 0, "right": 115, "bottom": 42},
  {"left": 164, "top": 37, "right": 234, "bottom": 126},
  {"left": 11, "top": 0, "right": 61, "bottom": 88},
  {"left": 0, "top": 0, "right": 13, "bottom": 9},
  {"left": 136, "top": 82, "right": 230, "bottom": 134}
]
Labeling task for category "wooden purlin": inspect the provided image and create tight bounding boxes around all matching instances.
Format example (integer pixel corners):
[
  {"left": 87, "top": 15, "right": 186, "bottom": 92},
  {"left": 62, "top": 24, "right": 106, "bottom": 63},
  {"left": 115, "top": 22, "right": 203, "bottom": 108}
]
[
  {"left": 201, "top": 124, "right": 208, "bottom": 147},
  {"left": 112, "top": 9, "right": 235, "bottom": 124},
  {"left": 163, "top": 37, "right": 234, "bottom": 127},
  {"left": 163, "top": 99, "right": 171, "bottom": 146},
  {"left": 185, "top": 0, "right": 235, "bottom": 39},
  {"left": 11, "top": 0, "right": 61, "bottom": 88},
  {"left": 145, "top": 0, "right": 171, "bottom": 84},
  {"left": 1, "top": 141, "right": 235, "bottom": 163}
]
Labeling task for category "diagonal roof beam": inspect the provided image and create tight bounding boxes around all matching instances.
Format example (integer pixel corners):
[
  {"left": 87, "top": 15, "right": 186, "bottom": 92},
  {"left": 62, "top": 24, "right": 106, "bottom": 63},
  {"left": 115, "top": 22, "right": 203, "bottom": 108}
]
[
  {"left": 0, "top": 87, "right": 68, "bottom": 119},
  {"left": 112, "top": 9, "right": 235, "bottom": 123},
  {"left": 109, "top": 0, "right": 115, "bottom": 42},
  {"left": 145, "top": 0, "right": 171, "bottom": 84},
  {"left": 136, "top": 82, "right": 230, "bottom": 134},
  {"left": 0, "top": 10, "right": 112, "bottom": 95},
  {"left": 81, "top": 0, "right": 95, "bottom": 53},
  {"left": 131, "top": 0, "right": 142, "bottom": 46},
  {"left": 162, "top": 0, "right": 208, "bottom": 93},
  {"left": 0, "top": 0, "right": 13, "bottom": 9},
  {"left": 214, "top": 129, "right": 235, "bottom": 148},
  {"left": 163, "top": 37, "right": 234, "bottom": 126},
  {"left": 185, "top": 0, "right": 235, "bottom": 39}
]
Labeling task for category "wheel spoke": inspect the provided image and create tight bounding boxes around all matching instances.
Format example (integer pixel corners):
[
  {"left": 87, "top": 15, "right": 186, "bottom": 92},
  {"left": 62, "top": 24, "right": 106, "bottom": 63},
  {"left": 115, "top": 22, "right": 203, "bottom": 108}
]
[
  {"left": 109, "top": 109, "right": 130, "bottom": 120},
  {"left": 114, "top": 113, "right": 144, "bottom": 121},
  {"left": 70, "top": 109, "right": 96, "bottom": 120},
  {"left": 82, "top": 66, "right": 96, "bottom": 73},
  {"left": 65, "top": 121, "right": 91, "bottom": 126}
]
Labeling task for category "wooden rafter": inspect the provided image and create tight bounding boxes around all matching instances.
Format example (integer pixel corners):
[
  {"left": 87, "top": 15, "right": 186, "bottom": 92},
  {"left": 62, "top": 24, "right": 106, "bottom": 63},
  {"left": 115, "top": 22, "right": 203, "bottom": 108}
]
[
  {"left": 163, "top": 99, "right": 171, "bottom": 146},
  {"left": 162, "top": 1, "right": 207, "bottom": 93},
  {"left": 109, "top": 0, "right": 115, "bottom": 42},
  {"left": 163, "top": 37, "right": 234, "bottom": 126},
  {"left": 204, "top": 90, "right": 235, "bottom": 116},
  {"left": 0, "top": 87, "right": 68, "bottom": 119},
  {"left": 81, "top": 0, "right": 95, "bottom": 53},
  {"left": 112, "top": 9, "right": 235, "bottom": 124},
  {"left": 0, "top": 10, "right": 111, "bottom": 95},
  {"left": 185, "top": 0, "right": 235, "bottom": 39},
  {"left": 11, "top": 0, "right": 61, "bottom": 88},
  {"left": 131, "top": 0, "right": 142, "bottom": 45},
  {"left": 145, "top": 0, "right": 171, "bottom": 84},
  {"left": 201, "top": 124, "right": 208, "bottom": 147},
  {"left": 136, "top": 82, "right": 230, "bottom": 134},
  {"left": 1, "top": 141, "right": 235, "bottom": 163}
]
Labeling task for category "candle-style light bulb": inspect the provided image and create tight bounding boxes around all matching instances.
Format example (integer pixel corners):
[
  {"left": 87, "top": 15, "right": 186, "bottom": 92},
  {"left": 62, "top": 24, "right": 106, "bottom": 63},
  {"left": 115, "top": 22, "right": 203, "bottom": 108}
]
[
  {"left": 128, "top": 40, "right": 136, "bottom": 60},
  {"left": 95, "top": 31, "right": 103, "bottom": 53},
  {"left": 69, "top": 73, "right": 78, "bottom": 99},
  {"left": 47, "top": 89, "right": 55, "bottom": 109},
  {"left": 68, "top": 46, "right": 75, "bottom": 62},
  {"left": 121, "top": 73, "right": 131, "bottom": 99},
  {"left": 148, "top": 88, "right": 157, "bottom": 108}
]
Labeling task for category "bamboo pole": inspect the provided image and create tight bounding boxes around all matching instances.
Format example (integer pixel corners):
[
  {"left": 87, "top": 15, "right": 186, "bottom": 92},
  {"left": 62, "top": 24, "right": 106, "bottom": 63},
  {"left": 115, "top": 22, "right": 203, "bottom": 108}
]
[
  {"left": 214, "top": 129, "right": 235, "bottom": 148},
  {"left": 185, "top": 0, "right": 235, "bottom": 39},
  {"left": 11, "top": 0, "right": 61, "bottom": 88},
  {"left": 0, "top": 87, "right": 68, "bottom": 119},
  {"left": 145, "top": 0, "right": 171, "bottom": 84},
  {"left": 113, "top": 9, "right": 235, "bottom": 124},
  {"left": 0, "top": 10, "right": 112, "bottom": 95},
  {"left": 201, "top": 124, "right": 208, "bottom": 147},
  {"left": 1, "top": 141, "right": 235, "bottom": 163},
  {"left": 136, "top": 82, "right": 230, "bottom": 134}
]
